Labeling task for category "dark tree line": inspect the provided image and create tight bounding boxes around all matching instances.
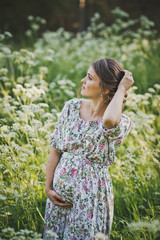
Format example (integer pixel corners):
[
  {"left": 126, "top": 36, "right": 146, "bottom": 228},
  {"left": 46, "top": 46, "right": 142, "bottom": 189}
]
[{"left": 0, "top": 0, "right": 159, "bottom": 40}]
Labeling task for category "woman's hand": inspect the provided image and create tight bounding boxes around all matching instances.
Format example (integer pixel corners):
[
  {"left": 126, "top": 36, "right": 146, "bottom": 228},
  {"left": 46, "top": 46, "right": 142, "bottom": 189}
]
[
  {"left": 118, "top": 70, "right": 134, "bottom": 92},
  {"left": 45, "top": 189, "right": 73, "bottom": 208}
]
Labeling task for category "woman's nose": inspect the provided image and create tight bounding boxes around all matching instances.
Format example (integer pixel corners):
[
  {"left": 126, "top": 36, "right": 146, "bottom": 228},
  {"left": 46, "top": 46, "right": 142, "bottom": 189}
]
[{"left": 81, "top": 77, "right": 86, "bottom": 83}]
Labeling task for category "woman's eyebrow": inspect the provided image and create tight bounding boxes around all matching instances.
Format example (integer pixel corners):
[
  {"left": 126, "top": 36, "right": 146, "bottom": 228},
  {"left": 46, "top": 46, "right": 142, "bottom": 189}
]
[{"left": 87, "top": 72, "right": 93, "bottom": 78}]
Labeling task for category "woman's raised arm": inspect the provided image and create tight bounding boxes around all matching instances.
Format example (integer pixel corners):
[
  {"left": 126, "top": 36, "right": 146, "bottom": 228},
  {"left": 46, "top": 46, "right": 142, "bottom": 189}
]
[{"left": 103, "top": 70, "right": 134, "bottom": 129}]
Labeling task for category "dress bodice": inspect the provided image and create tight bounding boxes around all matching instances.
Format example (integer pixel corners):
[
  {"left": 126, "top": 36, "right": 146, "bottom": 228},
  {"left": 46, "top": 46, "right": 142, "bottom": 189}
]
[{"left": 50, "top": 98, "right": 131, "bottom": 166}]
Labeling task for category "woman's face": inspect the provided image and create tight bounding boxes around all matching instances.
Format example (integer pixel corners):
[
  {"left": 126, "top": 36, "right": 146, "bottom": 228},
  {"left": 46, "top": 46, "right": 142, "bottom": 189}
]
[{"left": 81, "top": 66, "right": 102, "bottom": 99}]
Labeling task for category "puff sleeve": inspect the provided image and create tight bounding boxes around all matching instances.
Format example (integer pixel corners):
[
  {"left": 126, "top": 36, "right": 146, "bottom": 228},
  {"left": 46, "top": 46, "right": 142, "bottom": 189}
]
[
  {"left": 102, "top": 114, "right": 132, "bottom": 165},
  {"left": 102, "top": 113, "right": 131, "bottom": 141},
  {"left": 49, "top": 100, "right": 70, "bottom": 153}
]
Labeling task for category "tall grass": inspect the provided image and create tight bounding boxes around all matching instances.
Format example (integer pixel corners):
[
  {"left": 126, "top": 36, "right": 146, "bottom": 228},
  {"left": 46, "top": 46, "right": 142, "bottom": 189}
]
[{"left": 0, "top": 7, "right": 160, "bottom": 239}]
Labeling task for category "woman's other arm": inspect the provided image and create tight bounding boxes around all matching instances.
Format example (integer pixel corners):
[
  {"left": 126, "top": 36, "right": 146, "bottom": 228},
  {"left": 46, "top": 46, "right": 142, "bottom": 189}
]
[
  {"left": 103, "top": 70, "right": 134, "bottom": 129},
  {"left": 45, "top": 147, "right": 73, "bottom": 208},
  {"left": 45, "top": 147, "right": 60, "bottom": 192}
]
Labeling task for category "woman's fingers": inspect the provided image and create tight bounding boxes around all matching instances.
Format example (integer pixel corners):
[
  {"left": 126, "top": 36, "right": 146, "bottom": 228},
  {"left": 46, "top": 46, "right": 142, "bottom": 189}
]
[
  {"left": 124, "top": 69, "right": 132, "bottom": 75},
  {"left": 120, "top": 69, "right": 134, "bottom": 91},
  {"left": 47, "top": 189, "right": 64, "bottom": 202},
  {"left": 52, "top": 191, "right": 66, "bottom": 202},
  {"left": 53, "top": 200, "right": 73, "bottom": 208},
  {"left": 123, "top": 70, "right": 133, "bottom": 79},
  {"left": 49, "top": 190, "right": 73, "bottom": 208}
]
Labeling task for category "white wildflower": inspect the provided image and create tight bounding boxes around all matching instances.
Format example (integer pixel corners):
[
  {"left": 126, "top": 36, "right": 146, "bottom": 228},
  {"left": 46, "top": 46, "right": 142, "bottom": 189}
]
[
  {"left": 44, "top": 56, "right": 53, "bottom": 62},
  {"left": 31, "top": 119, "right": 42, "bottom": 125},
  {"left": 49, "top": 82, "right": 56, "bottom": 89},
  {"left": 24, "top": 83, "right": 31, "bottom": 88},
  {"left": 17, "top": 77, "right": 25, "bottom": 83},
  {"left": 31, "top": 23, "right": 40, "bottom": 31},
  {"left": 154, "top": 83, "right": 160, "bottom": 90},
  {"left": 0, "top": 34, "right": 5, "bottom": 41},
  {"left": 35, "top": 48, "right": 43, "bottom": 54},
  {"left": 28, "top": 15, "right": 34, "bottom": 21},
  {"left": 39, "top": 66, "right": 48, "bottom": 74},
  {"left": 30, "top": 138, "right": 42, "bottom": 144},
  {"left": 64, "top": 89, "right": 75, "bottom": 97},
  {"left": 25, "top": 144, "right": 33, "bottom": 149},
  {"left": 38, "top": 127, "right": 48, "bottom": 134},
  {"left": 51, "top": 109, "right": 57, "bottom": 114},
  {"left": 58, "top": 80, "right": 66, "bottom": 85},
  {"left": 0, "top": 194, "right": 7, "bottom": 201},
  {"left": 21, "top": 124, "right": 34, "bottom": 133},
  {"left": 66, "top": 80, "right": 76, "bottom": 87},
  {"left": 47, "top": 49, "right": 55, "bottom": 54},
  {"left": 1, "top": 47, "right": 11, "bottom": 54},
  {"left": 40, "top": 18, "right": 46, "bottom": 25},
  {"left": 1, "top": 125, "right": 8, "bottom": 132},
  {"left": 25, "top": 30, "right": 32, "bottom": 37},
  {"left": 27, "top": 51, "right": 35, "bottom": 58},
  {"left": 0, "top": 76, "right": 9, "bottom": 82},
  {"left": 42, "top": 113, "right": 52, "bottom": 119},
  {"left": 121, "top": 54, "right": 127, "bottom": 61},
  {"left": 12, "top": 123, "right": 21, "bottom": 131},
  {"left": 46, "top": 230, "right": 58, "bottom": 238},
  {"left": 27, "top": 60, "right": 36, "bottom": 66},
  {"left": 20, "top": 49, "right": 28, "bottom": 54},
  {"left": 8, "top": 132, "right": 17, "bottom": 138},
  {"left": 20, "top": 157, "right": 27, "bottom": 162},
  {"left": 95, "top": 232, "right": 108, "bottom": 240},
  {"left": 26, "top": 92, "right": 32, "bottom": 98},
  {"left": 38, "top": 103, "right": 49, "bottom": 108},
  {"left": 148, "top": 88, "right": 155, "bottom": 93},
  {"left": 0, "top": 68, "right": 8, "bottom": 75},
  {"left": 36, "top": 147, "right": 43, "bottom": 151}
]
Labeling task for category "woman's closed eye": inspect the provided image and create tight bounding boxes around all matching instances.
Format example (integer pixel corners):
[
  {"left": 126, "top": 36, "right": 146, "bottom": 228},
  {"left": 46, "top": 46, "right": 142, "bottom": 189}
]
[{"left": 88, "top": 75, "right": 92, "bottom": 80}]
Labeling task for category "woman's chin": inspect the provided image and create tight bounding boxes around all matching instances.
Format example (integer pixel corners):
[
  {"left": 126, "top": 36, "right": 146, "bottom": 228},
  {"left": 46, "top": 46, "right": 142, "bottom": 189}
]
[
  {"left": 81, "top": 90, "right": 87, "bottom": 96},
  {"left": 80, "top": 91, "right": 85, "bottom": 96}
]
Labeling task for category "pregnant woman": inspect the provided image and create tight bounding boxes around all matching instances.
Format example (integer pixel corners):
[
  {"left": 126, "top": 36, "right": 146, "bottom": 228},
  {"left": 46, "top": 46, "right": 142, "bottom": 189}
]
[{"left": 43, "top": 57, "right": 134, "bottom": 240}]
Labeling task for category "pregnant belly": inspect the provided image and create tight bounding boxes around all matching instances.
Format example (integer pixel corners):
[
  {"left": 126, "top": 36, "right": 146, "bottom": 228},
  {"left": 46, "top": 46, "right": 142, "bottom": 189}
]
[
  {"left": 53, "top": 160, "right": 78, "bottom": 204},
  {"left": 52, "top": 152, "right": 108, "bottom": 205}
]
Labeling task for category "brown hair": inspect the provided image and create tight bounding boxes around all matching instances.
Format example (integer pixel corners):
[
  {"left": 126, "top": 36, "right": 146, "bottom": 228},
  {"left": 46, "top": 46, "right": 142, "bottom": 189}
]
[{"left": 91, "top": 57, "right": 125, "bottom": 105}]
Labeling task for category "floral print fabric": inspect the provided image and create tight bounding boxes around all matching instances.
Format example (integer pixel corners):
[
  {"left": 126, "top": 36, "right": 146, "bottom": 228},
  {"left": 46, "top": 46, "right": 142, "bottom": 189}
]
[{"left": 43, "top": 98, "right": 131, "bottom": 240}]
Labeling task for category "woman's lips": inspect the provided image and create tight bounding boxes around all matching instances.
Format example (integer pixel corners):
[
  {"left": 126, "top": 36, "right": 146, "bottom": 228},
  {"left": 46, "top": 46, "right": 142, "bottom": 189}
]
[{"left": 81, "top": 86, "right": 85, "bottom": 89}]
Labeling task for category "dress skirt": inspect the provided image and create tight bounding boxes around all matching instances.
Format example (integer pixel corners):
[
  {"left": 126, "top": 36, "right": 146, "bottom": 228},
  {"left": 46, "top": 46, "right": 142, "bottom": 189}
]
[{"left": 43, "top": 152, "right": 114, "bottom": 240}]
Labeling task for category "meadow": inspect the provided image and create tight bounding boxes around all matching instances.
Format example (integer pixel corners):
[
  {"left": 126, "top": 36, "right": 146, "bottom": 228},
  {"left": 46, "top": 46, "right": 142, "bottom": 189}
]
[{"left": 0, "top": 8, "right": 160, "bottom": 240}]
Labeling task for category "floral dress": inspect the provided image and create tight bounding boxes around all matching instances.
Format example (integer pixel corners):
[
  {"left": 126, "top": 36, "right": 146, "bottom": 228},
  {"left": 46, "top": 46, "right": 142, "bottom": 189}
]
[{"left": 43, "top": 98, "right": 131, "bottom": 240}]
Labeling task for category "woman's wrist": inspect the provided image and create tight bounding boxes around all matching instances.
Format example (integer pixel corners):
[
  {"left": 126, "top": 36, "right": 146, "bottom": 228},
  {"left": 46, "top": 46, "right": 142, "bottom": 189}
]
[
  {"left": 117, "top": 85, "right": 126, "bottom": 95},
  {"left": 45, "top": 186, "right": 53, "bottom": 194}
]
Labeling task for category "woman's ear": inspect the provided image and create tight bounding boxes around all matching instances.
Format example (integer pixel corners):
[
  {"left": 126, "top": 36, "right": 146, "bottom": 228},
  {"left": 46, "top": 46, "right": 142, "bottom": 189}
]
[{"left": 104, "top": 89, "right": 110, "bottom": 95}]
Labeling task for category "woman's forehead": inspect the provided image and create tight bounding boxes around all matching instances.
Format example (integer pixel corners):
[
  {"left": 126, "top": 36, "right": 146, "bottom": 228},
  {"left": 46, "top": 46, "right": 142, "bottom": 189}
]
[
  {"left": 88, "top": 66, "right": 97, "bottom": 76},
  {"left": 88, "top": 66, "right": 99, "bottom": 80}
]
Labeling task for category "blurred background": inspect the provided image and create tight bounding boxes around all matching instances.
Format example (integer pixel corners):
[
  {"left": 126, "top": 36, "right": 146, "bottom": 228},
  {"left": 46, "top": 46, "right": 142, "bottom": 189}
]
[{"left": 0, "top": 0, "right": 160, "bottom": 41}]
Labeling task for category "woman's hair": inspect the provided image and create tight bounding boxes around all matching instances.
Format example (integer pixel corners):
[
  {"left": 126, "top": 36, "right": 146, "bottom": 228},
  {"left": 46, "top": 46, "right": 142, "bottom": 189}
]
[{"left": 91, "top": 57, "right": 126, "bottom": 105}]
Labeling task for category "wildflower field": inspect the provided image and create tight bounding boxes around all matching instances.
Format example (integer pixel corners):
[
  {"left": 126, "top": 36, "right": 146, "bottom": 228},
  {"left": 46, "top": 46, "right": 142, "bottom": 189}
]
[{"left": 0, "top": 8, "right": 160, "bottom": 240}]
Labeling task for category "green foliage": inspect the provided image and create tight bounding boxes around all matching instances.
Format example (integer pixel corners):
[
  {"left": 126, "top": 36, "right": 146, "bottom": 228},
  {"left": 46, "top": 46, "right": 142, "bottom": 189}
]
[
  {"left": 110, "top": 85, "right": 160, "bottom": 239},
  {"left": 0, "top": 7, "right": 160, "bottom": 239},
  {"left": 0, "top": 228, "right": 42, "bottom": 240}
]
